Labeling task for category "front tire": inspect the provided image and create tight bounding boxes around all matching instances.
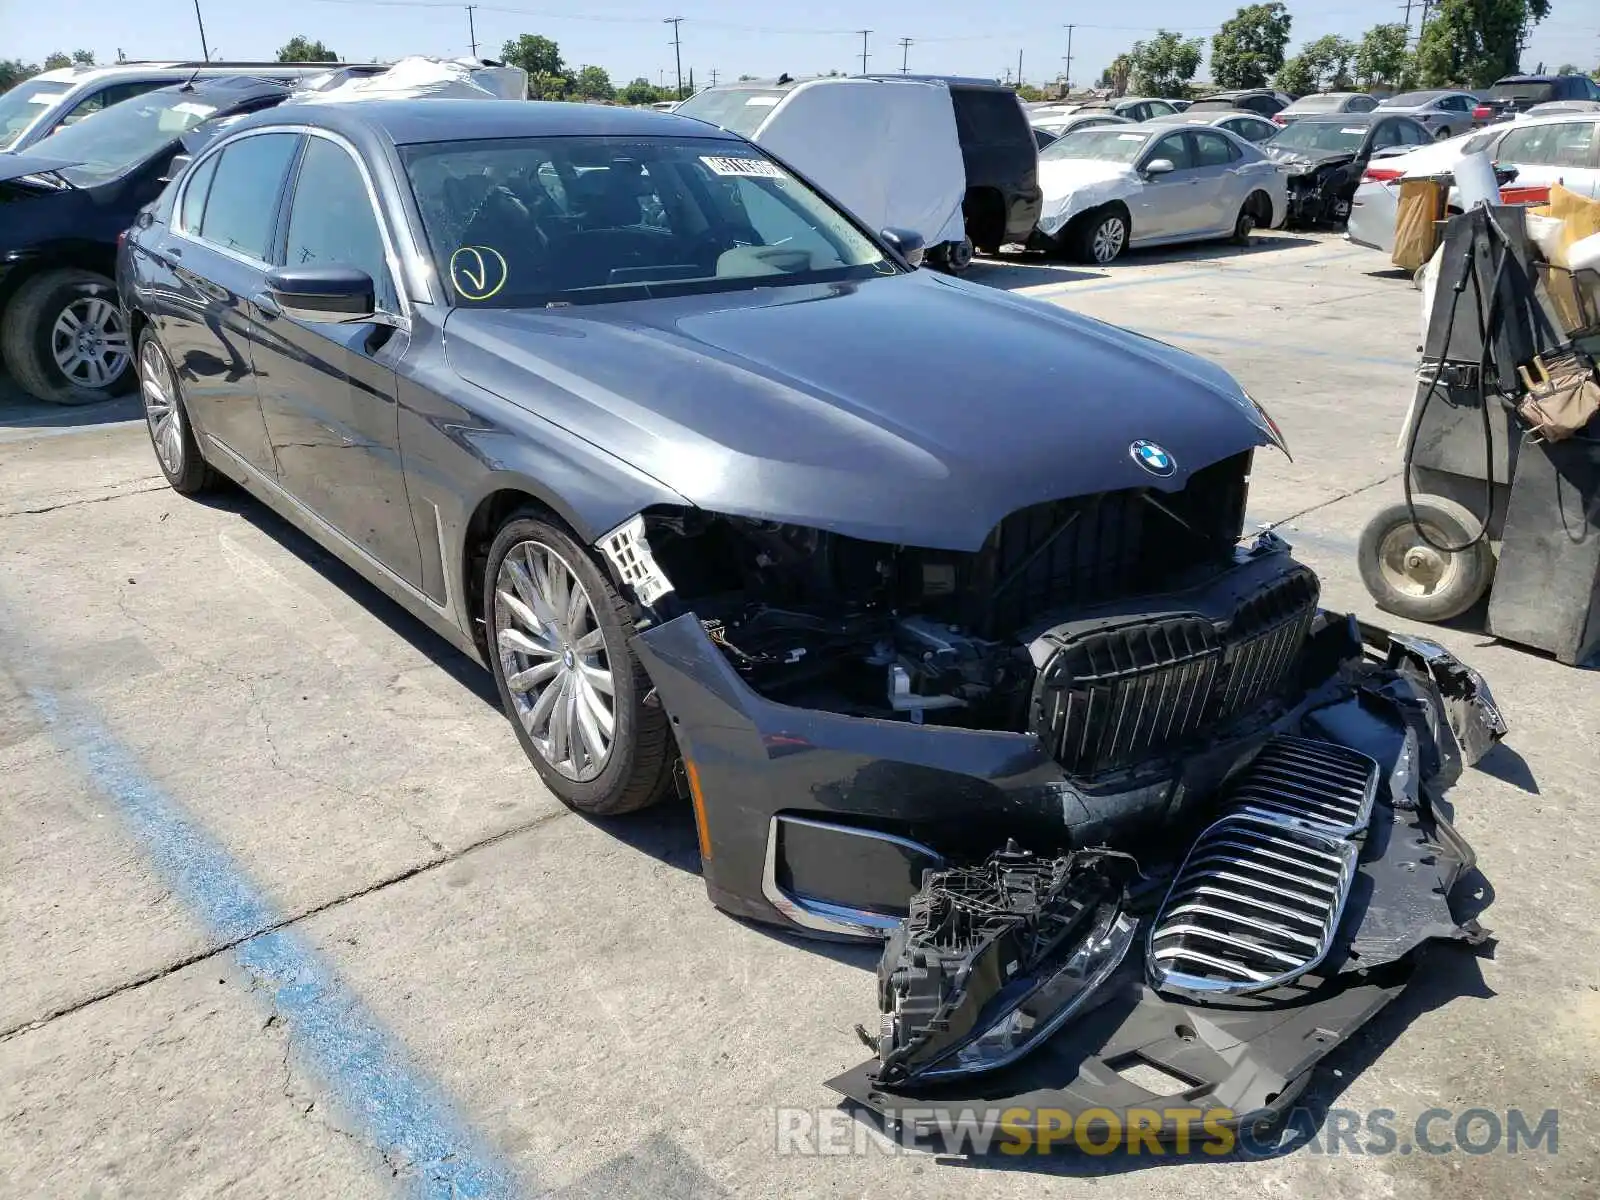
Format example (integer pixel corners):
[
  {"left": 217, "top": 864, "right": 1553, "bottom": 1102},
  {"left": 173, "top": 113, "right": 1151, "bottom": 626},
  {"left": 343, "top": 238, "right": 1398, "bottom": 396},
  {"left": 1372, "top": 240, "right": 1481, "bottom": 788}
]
[
  {"left": 485, "top": 514, "right": 674, "bottom": 815},
  {"left": 1075, "top": 206, "right": 1128, "bottom": 264},
  {"left": 138, "top": 330, "right": 218, "bottom": 495},
  {"left": 0, "top": 269, "right": 133, "bottom": 404},
  {"left": 1358, "top": 496, "right": 1495, "bottom": 622},
  {"left": 1232, "top": 200, "right": 1260, "bottom": 245}
]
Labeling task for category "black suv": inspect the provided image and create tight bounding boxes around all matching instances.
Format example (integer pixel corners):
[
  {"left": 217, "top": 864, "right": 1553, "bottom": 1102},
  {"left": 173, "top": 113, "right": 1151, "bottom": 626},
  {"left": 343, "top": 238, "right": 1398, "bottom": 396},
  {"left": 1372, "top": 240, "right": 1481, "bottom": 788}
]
[
  {"left": 1187, "top": 89, "right": 1293, "bottom": 118},
  {"left": 891, "top": 76, "right": 1042, "bottom": 256},
  {"left": 0, "top": 76, "right": 287, "bottom": 404},
  {"left": 1475, "top": 74, "right": 1600, "bottom": 123}
]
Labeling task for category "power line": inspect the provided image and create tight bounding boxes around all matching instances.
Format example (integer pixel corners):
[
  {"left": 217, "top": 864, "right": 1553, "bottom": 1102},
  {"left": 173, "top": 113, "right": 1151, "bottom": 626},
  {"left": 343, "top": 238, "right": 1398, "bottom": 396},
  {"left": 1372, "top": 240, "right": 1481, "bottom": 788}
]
[
  {"left": 664, "top": 16, "right": 684, "bottom": 100},
  {"left": 857, "top": 29, "right": 871, "bottom": 75}
]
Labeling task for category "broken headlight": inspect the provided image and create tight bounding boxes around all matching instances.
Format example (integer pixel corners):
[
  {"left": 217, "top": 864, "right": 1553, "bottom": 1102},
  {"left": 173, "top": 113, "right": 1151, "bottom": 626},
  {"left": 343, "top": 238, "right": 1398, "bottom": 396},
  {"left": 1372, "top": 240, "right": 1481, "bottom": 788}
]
[{"left": 873, "top": 845, "right": 1138, "bottom": 1087}]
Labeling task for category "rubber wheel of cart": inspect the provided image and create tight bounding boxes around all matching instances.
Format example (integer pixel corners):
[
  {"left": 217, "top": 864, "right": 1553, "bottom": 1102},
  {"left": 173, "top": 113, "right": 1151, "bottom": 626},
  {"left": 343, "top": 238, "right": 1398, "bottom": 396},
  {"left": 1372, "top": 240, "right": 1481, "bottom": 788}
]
[
  {"left": 940, "top": 238, "right": 975, "bottom": 274},
  {"left": 1232, "top": 204, "right": 1258, "bottom": 245},
  {"left": 484, "top": 512, "right": 676, "bottom": 816},
  {"left": 1358, "top": 497, "right": 1495, "bottom": 622},
  {"left": 0, "top": 268, "right": 134, "bottom": 405}
]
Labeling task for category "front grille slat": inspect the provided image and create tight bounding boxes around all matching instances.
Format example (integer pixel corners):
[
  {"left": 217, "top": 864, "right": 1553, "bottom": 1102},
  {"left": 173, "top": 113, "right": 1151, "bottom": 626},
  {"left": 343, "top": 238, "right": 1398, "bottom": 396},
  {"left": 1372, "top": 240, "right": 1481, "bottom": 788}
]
[
  {"left": 1035, "top": 569, "right": 1319, "bottom": 778},
  {"left": 1147, "top": 735, "right": 1378, "bottom": 996}
]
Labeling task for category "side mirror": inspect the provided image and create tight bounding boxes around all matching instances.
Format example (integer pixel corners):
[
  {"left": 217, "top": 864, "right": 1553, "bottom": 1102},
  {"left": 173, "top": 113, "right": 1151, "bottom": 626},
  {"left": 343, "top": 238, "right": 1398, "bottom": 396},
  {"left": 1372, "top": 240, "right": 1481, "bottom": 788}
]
[
  {"left": 160, "top": 153, "right": 192, "bottom": 184},
  {"left": 264, "top": 265, "right": 377, "bottom": 324},
  {"left": 879, "top": 226, "right": 926, "bottom": 268},
  {"left": 1144, "top": 158, "right": 1176, "bottom": 176}
]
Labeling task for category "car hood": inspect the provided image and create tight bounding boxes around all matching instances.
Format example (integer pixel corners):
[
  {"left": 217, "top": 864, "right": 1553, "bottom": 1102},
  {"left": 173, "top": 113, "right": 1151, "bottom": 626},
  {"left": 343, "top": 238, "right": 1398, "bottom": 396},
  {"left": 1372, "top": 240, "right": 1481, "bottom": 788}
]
[
  {"left": 443, "top": 271, "right": 1280, "bottom": 550},
  {"left": 0, "top": 152, "right": 84, "bottom": 185},
  {"left": 1034, "top": 158, "right": 1139, "bottom": 236},
  {"left": 1261, "top": 144, "right": 1356, "bottom": 173}
]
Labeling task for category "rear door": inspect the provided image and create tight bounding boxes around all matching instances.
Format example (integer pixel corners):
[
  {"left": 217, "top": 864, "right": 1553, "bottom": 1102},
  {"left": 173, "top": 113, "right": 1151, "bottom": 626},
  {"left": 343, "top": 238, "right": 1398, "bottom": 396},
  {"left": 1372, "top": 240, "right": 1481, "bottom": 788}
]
[
  {"left": 252, "top": 132, "right": 424, "bottom": 584},
  {"left": 160, "top": 129, "right": 303, "bottom": 476},
  {"left": 1188, "top": 129, "right": 1248, "bottom": 231}
]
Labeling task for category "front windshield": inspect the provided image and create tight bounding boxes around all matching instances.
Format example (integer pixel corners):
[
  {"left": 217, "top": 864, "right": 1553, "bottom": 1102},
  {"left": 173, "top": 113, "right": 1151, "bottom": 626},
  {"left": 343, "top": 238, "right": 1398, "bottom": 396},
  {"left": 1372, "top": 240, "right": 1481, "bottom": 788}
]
[
  {"left": 0, "top": 78, "right": 73, "bottom": 151},
  {"left": 29, "top": 89, "right": 216, "bottom": 185},
  {"left": 402, "top": 135, "right": 894, "bottom": 308},
  {"left": 1268, "top": 121, "right": 1366, "bottom": 152},
  {"left": 1039, "top": 128, "right": 1150, "bottom": 163},
  {"left": 673, "top": 89, "right": 786, "bottom": 136}
]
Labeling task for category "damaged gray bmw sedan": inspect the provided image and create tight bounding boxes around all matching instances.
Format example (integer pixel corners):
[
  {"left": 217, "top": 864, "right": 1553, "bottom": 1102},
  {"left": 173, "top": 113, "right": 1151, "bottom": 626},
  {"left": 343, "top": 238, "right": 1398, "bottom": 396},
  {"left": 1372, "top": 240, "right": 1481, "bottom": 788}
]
[{"left": 120, "top": 100, "right": 1505, "bottom": 1140}]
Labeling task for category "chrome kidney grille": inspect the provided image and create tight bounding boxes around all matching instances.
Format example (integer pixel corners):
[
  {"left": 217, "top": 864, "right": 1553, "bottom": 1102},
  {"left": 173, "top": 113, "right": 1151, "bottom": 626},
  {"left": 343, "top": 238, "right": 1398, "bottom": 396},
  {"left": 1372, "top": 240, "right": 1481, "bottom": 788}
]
[{"left": 1147, "top": 736, "right": 1379, "bottom": 995}]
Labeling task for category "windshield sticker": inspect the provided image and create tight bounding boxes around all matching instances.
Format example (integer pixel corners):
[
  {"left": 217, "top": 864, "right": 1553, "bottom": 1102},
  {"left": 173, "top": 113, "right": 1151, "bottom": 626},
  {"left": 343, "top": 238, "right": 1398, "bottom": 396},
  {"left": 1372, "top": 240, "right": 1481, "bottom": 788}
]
[
  {"left": 699, "top": 155, "right": 787, "bottom": 178},
  {"left": 28, "top": 92, "right": 68, "bottom": 104},
  {"left": 744, "top": 96, "right": 780, "bottom": 106},
  {"left": 450, "top": 245, "right": 508, "bottom": 301},
  {"left": 171, "top": 102, "right": 217, "bottom": 118},
  {"left": 1116, "top": 133, "right": 1145, "bottom": 141},
  {"left": 1341, "top": 127, "right": 1365, "bottom": 134}
]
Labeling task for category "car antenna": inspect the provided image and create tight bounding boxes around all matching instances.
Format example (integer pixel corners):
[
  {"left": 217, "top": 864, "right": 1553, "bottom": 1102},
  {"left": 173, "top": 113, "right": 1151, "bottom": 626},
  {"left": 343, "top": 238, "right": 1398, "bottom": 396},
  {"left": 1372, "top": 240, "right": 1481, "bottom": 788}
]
[{"left": 181, "top": 66, "right": 204, "bottom": 92}]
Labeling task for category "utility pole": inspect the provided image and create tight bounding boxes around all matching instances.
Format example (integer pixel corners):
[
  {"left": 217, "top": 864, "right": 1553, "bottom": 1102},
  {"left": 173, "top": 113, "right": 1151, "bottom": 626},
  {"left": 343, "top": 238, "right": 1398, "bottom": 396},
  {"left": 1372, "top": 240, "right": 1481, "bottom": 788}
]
[
  {"left": 192, "top": 0, "right": 210, "bottom": 61},
  {"left": 664, "top": 17, "right": 685, "bottom": 100},
  {"left": 1017, "top": 49, "right": 1023, "bottom": 88},
  {"left": 1063, "top": 24, "right": 1075, "bottom": 92},
  {"left": 857, "top": 30, "right": 871, "bottom": 76},
  {"left": 898, "top": 37, "right": 912, "bottom": 73},
  {"left": 465, "top": 4, "right": 478, "bottom": 58},
  {"left": 710, "top": 67, "right": 718, "bottom": 86}
]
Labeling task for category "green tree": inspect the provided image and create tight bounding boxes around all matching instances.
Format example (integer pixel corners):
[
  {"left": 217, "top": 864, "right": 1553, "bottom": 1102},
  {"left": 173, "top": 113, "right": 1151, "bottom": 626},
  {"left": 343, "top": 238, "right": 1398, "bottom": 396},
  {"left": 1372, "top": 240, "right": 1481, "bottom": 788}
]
[
  {"left": 277, "top": 36, "right": 338, "bottom": 63},
  {"left": 1099, "top": 53, "right": 1133, "bottom": 93},
  {"left": 1276, "top": 34, "right": 1357, "bottom": 95},
  {"left": 621, "top": 76, "right": 658, "bottom": 105},
  {"left": 1210, "top": 3, "right": 1293, "bottom": 90},
  {"left": 1129, "top": 30, "right": 1203, "bottom": 98},
  {"left": 573, "top": 65, "right": 614, "bottom": 100},
  {"left": 71, "top": 50, "right": 95, "bottom": 66},
  {"left": 0, "top": 59, "right": 41, "bottom": 92},
  {"left": 1355, "top": 23, "right": 1412, "bottom": 88},
  {"left": 1414, "top": 0, "right": 1550, "bottom": 88},
  {"left": 1554, "top": 63, "right": 1580, "bottom": 74},
  {"left": 501, "top": 34, "right": 568, "bottom": 99},
  {"left": 43, "top": 51, "right": 72, "bottom": 70}
]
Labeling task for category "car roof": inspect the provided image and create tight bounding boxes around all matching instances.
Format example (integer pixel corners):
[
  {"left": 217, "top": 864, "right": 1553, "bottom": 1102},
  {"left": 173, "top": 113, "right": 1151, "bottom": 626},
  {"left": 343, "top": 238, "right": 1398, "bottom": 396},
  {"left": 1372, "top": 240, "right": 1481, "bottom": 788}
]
[
  {"left": 867, "top": 73, "right": 1006, "bottom": 89},
  {"left": 226, "top": 98, "right": 745, "bottom": 146},
  {"left": 1147, "top": 109, "right": 1265, "bottom": 123},
  {"left": 1494, "top": 74, "right": 1561, "bottom": 83},
  {"left": 1288, "top": 112, "right": 1383, "bottom": 124},
  {"left": 148, "top": 74, "right": 293, "bottom": 102}
]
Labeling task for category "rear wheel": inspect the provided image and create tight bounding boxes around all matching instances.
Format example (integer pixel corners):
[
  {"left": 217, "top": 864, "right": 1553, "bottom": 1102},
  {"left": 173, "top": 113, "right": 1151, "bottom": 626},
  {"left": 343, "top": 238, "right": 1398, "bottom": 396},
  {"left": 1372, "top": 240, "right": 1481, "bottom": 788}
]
[
  {"left": 484, "top": 514, "right": 675, "bottom": 815},
  {"left": 1433, "top": 125, "right": 1454, "bottom": 140},
  {"left": 929, "top": 238, "right": 975, "bottom": 274},
  {"left": 138, "top": 330, "right": 218, "bottom": 495},
  {"left": 1075, "top": 206, "right": 1129, "bottom": 264},
  {"left": 0, "top": 268, "right": 133, "bottom": 404}
]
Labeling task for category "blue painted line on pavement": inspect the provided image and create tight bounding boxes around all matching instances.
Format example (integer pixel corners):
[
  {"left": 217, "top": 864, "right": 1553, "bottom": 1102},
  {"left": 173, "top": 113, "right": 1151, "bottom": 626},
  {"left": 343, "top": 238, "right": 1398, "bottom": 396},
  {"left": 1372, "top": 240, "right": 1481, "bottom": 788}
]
[{"left": 25, "top": 686, "right": 522, "bottom": 1200}]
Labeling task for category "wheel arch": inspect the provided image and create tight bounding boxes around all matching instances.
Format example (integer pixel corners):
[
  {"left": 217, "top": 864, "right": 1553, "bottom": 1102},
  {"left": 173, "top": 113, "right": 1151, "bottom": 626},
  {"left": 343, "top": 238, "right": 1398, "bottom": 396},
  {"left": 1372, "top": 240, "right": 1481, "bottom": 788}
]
[{"left": 0, "top": 242, "right": 118, "bottom": 316}]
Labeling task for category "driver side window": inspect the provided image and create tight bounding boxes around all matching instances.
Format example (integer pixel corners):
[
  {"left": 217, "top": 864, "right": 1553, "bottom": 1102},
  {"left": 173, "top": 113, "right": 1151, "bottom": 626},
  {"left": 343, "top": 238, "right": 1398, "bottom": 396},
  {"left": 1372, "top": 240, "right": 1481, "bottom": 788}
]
[
  {"left": 1150, "top": 133, "right": 1195, "bottom": 171},
  {"left": 282, "top": 136, "right": 399, "bottom": 313}
]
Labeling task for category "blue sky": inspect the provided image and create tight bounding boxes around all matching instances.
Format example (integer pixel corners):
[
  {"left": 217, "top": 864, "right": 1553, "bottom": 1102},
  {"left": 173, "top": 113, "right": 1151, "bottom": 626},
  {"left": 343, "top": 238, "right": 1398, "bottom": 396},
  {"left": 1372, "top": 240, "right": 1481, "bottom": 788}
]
[{"left": 5, "top": 0, "right": 1594, "bottom": 89}]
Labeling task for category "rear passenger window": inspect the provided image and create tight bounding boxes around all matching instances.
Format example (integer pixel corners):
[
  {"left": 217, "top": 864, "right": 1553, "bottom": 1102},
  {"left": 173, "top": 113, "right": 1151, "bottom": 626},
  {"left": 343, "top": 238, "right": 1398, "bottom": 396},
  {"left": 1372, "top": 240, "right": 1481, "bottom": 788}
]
[
  {"left": 1350, "top": 95, "right": 1378, "bottom": 112},
  {"left": 178, "top": 151, "right": 219, "bottom": 234},
  {"left": 951, "top": 89, "right": 1030, "bottom": 144},
  {"left": 1550, "top": 122, "right": 1597, "bottom": 169},
  {"left": 283, "top": 136, "right": 398, "bottom": 310},
  {"left": 1397, "top": 120, "right": 1429, "bottom": 145},
  {"left": 197, "top": 133, "right": 300, "bottom": 261},
  {"left": 1192, "top": 131, "right": 1238, "bottom": 166}
]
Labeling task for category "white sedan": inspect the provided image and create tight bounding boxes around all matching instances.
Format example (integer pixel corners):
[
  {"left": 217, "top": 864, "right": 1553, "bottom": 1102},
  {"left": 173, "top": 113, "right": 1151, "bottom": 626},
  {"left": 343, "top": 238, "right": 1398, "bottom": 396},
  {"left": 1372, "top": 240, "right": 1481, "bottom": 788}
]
[
  {"left": 1346, "top": 112, "right": 1600, "bottom": 254},
  {"left": 1032, "top": 123, "right": 1288, "bottom": 263}
]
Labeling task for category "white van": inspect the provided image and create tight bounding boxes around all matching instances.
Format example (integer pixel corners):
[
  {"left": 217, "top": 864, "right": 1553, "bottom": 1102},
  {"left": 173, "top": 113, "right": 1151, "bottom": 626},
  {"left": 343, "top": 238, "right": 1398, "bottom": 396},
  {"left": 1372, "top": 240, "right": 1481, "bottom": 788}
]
[{"left": 676, "top": 77, "right": 971, "bottom": 270}]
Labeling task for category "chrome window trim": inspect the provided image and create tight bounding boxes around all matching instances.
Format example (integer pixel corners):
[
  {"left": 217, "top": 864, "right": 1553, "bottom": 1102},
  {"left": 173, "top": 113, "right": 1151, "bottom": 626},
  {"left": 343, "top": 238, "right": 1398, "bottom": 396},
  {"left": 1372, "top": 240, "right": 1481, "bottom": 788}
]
[{"left": 172, "top": 122, "right": 434, "bottom": 308}]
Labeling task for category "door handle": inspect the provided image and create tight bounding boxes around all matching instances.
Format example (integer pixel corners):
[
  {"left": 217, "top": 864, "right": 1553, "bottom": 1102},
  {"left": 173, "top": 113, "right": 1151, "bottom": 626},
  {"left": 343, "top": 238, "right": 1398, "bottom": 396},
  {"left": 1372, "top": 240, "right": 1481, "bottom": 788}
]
[{"left": 253, "top": 291, "right": 280, "bottom": 319}]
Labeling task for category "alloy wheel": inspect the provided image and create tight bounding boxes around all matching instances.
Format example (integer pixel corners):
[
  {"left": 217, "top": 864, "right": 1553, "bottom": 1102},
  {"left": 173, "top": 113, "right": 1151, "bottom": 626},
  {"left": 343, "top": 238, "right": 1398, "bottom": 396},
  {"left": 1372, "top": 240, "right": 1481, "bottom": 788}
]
[
  {"left": 1092, "top": 216, "right": 1126, "bottom": 263},
  {"left": 140, "top": 339, "right": 185, "bottom": 476},
  {"left": 494, "top": 540, "right": 616, "bottom": 782},
  {"left": 52, "top": 295, "right": 130, "bottom": 390}
]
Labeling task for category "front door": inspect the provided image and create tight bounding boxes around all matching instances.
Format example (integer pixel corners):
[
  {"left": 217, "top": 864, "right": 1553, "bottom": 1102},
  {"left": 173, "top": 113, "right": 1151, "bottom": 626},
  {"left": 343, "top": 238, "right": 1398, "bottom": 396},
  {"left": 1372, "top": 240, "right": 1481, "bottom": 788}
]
[
  {"left": 1132, "top": 131, "right": 1204, "bottom": 240},
  {"left": 251, "top": 133, "right": 425, "bottom": 585}
]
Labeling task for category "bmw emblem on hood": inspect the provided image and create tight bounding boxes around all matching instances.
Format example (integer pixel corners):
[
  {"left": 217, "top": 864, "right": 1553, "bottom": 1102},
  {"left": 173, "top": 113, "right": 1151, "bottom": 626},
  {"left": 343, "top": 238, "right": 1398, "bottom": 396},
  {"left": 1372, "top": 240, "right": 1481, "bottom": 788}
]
[{"left": 1130, "top": 440, "right": 1176, "bottom": 477}]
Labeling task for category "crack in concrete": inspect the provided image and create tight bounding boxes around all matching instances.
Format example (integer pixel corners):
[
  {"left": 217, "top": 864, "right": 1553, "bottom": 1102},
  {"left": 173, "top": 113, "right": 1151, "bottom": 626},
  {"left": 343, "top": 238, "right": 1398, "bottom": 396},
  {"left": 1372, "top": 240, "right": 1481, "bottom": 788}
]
[
  {"left": 0, "top": 805, "right": 569, "bottom": 1043},
  {"left": 1258, "top": 470, "right": 1401, "bottom": 531},
  {"left": 0, "top": 479, "right": 168, "bottom": 519}
]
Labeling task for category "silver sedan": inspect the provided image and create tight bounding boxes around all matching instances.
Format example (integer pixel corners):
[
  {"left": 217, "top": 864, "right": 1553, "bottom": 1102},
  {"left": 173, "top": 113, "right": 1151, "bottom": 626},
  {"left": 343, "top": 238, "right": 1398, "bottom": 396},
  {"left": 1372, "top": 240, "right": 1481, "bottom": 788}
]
[
  {"left": 1373, "top": 89, "right": 1481, "bottom": 140},
  {"left": 1034, "top": 123, "right": 1288, "bottom": 263},
  {"left": 1144, "top": 108, "right": 1281, "bottom": 144}
]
